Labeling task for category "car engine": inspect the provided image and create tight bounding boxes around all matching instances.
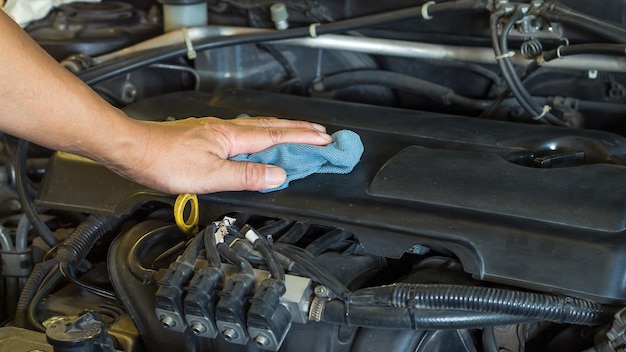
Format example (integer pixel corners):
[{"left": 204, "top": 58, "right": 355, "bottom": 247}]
[{"left": 1, "top": 0, "right": 626, "bottom": 351}]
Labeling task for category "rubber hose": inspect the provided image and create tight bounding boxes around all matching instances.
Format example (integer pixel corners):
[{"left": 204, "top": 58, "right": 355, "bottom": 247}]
[
  {"left": 230, "top": 239, "right": 265, "bottom": 265},
  {"left": 305, "top": 228, "right": 352, "bottom": 256},
  {"left": 542, "top": 44, "right": 626, "bottom": 62},
  {"left": 274, "top": 243, "right": 350, "bottom": 298},
  {"left": 312, "top": 70, "right": 493, "bottom": 110},
  {"left": 536, "top": 3, "right": 626, "bottom": 44},
  {"left": 129, "top": 225, "right": 184, "bottom": 284},
  {"left": 202, "top": 223, "right": 221, "bottom": 268},
  {"left": 178, "top": 232, "right": 203, "bottom": 266},
  {"left": 255, "top": 236, "right": 285, "bottom": 282},
  {"left": 256, "top": 218, "right": 294, "bottom": 239},
  {"left": 15, "top": 140, "right": 57, "bottom": 247},
  {"left": 218, "top": 242, "right": 254, "bottom": 275},
  {"left": 483, "top": 327, "right": 501, "bottom": 352},
  {"left": 229, "top": 239, "right": 293, "bottom": 270},
  {"left": 15, "top": 259, "right": 58, "bottom": 328},
  {"left": 276, "top": 221, "right": 310, "bottom": 244},
  {"left": 494, "top": 11, "right": 565, "bottom": 125},
  {"left": 351, "top": 283, "right": 613, "bottom": 325},
  {"left": 78, "top": 0, "right": 489, "bottom": 85},
  {"left": 55, "top": 214, "right": 121, "bottom": 265},
  {"left": 318, "top": 300, "right": 538, "bottom": 330},
  {"left": 15, "top": 215, "right": 30, "bottom": 251}
]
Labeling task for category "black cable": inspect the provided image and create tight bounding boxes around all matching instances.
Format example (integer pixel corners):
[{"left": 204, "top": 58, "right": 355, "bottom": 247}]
[
  {"left": 274, "top": 243, "right": 350, "bottom": 298},
  {"left": 15, "top": 259, "right": 59, "bottom": 328},
  {"left": 319, "top": 300, "right": 538, "bottom": 330},
  {"left": 256, "top": 218, "right": 294, "bottom": 239},
  {"left": 77, "top": 0, "right": 489, "bottom": 85},
  {"left": 305, "top": 228, "right": 352, "bottom": 256},
  {"left": 58, "top": 262, "right": 116, "bottom": 300},
  {"left": 257, "top": 44, "right": 304, "bottom": 95},
  {"left": 15, "top": 140, "right": 57, "bottom": 247},
  {"left": 276, "top": 221, "right": 310, "bottom": 244},
  {"left": 490, "top": 10, "right": 565, "bottom": 126},
  {"left": 311, "top": 69, "right": 493, "bottom": 110},
  {"left": 483, "top": 327, "right": 500, "bottom": 352},
  {"left": 351, "top": 283, "right": 613, "bottom": 325},
  {"left": 217, "top": 242, "right": 254, "bottom": 275},
  {"left": 533, "top": 2, "right": 626, "bottom": 44},
  {"left": 483, "top": 43, "right": 626, "bottom": 120},
  {"left": 242, "top": 225, "right": 285, "bottom": 282},
  {"left": 202, "top": 224, "right": 222, "bottom": 268}
]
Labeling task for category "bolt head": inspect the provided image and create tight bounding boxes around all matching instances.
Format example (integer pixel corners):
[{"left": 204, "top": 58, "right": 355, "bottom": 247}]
[
  {"left": 160, "top": 315, "right": 176, "bottom": 329},
  {"left": 222, "top": 328, "right": 239, "bottom": 341},
  {"left": 254, "top": 334, "right": 270, "bottom": 347}
]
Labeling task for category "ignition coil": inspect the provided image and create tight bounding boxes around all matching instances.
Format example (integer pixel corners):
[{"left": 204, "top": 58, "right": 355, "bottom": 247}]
[
  {"left": 215, "top": 242, "right": 255, "bottom": 345},
  {"left": 247, "top": 279, "right": 292, "bottom": 351},
  {"left": 242, "top": 225, "right": 292, "bottom": 351},
  {"left": 184, "top": 224, "right": 224, "bottom": 339},
  {"left": 155, "top": 234, "right": 203, "bottom": 333},
  {"left": 184, "top": 266, "right": 223, "bottom": 338}
]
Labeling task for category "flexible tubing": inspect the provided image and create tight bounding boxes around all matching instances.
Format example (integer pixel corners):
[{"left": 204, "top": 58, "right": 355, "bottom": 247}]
[
  {"left": 15, "top": 259, "right": 58, "bottom": 327},
  {"left": 351, "top": 283, "right": 613, "bottom": 325},
  {"left": 305, "top": 228, "right": 352, "bottom": 256},
  {"left": 15, "top": 140, "right": 57, "bottom": 247},
  {"left": 78, "top": 0, "right": 489, "bottom": 85},
  {"left": 202, "top": 223, "right": 222, "bottom": 268},
  {"left": 318, "top": 300, "right": 538, "bottom": 329},
  {"left": 312, "top": 69, "right": 493, "bottom": 110}
]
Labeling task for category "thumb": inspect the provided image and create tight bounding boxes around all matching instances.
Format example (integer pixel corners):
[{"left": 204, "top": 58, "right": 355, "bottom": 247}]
[{"left": 215, "top": 160, "right": 286, "bottom": 191}]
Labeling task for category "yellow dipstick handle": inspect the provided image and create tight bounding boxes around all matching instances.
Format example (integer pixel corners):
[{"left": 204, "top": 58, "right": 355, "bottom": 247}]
[{"left": 174, "top": 193, "right": 199, "bottom": 235}]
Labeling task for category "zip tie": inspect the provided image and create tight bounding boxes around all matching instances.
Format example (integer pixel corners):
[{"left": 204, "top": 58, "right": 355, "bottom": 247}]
[
  {"left": 421, "top": 1, "right": 436, "bottom": 20},
  {"left": 536, "top": 55, "right": 546, "bottom": 66},
  {"left": 182, "top": 27, "right": 196, "bottom": 60},
  {"left": 532, "top": 105, "right": 552, "bottom": 120},
  {"left": 309, "top": 23, "right": 321, "bottom": 38},
  {"left": 495, "top": 51, "right": 515, "bottom": 60}
]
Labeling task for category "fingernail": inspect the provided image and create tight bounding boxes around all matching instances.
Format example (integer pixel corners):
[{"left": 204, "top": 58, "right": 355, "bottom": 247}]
[
  {"left": 265, "top": 166, "right": 286, "bottom": 188},
  {"left": 311, "top": 123, "right": 326, "bottom": 132}
]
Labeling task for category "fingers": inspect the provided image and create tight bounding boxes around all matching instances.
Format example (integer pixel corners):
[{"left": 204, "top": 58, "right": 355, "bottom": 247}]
[
  {"left": 209, "top": 117, "right": 332, "bottom": 156},
  {"left": 230, "top": 116, "right": 327, "bottom": 133},
  {"left": 201, "top": 160, "right": 287, "bottom": 192}
]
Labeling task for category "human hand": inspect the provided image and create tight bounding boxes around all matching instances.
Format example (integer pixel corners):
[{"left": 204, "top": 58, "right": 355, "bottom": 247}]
[{"left": 104, "top": 116, "right": 332, "bottom": 194}]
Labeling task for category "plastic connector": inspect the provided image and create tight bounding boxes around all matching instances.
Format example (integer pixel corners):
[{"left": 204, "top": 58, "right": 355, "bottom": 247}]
[
  {"left": 247, "top": 279, "right": 292, "bottom": 351},
  {"left": 270, "top": 3, "right": 289, "bottom": 30},
  {"left": 155, "top": 261, "right": 195, "bottom": 333},
  {"left": 183, "top": 267, "right": 223, "bottom": 339},
  {"left": 215, "top": 272, "right": 255, "bottom": 345}
]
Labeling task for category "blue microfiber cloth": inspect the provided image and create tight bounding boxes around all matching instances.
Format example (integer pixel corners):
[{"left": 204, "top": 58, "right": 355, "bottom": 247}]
[{"left": 230, "top": 130, "right": 364, "bottom": 192}]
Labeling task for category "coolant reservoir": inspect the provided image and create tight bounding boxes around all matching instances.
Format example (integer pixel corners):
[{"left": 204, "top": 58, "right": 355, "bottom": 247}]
[{"left": 158, "top": 0, "right": 208, "bottom": 32}]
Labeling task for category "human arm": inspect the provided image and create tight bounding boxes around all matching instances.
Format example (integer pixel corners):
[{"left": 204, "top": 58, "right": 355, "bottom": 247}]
[{"left": 0, "top": 11, "right": 332, "bottom": 194}]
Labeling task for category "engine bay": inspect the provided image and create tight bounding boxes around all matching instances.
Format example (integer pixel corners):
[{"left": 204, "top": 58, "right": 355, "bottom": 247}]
[{"left": 2, "top": 0, "right": 626, "bottom": 351}]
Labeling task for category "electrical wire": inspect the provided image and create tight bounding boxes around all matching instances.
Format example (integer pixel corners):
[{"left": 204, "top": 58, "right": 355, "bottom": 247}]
[
  {"left": 77, "top": 0, "right": 489, "bottom": 85},
  {"left": 533, "top": 2, "right": 626, "bottom": 44},
  {"left": 27, "top": 267, "right": 62, "bottom": 332},
  {"left": 489, "top": 9, "right": 565, "bottom": 126},
  {"left": 15, "top": 140, "right": 57, "bottom": 247},
  {"left": 58, "top": 262, "right": 117, "bottom": 301}
]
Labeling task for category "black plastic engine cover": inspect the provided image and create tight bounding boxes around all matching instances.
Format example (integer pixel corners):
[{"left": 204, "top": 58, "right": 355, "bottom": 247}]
[{"left": 37, "top": 89, "right": 626, "bottom": 303}]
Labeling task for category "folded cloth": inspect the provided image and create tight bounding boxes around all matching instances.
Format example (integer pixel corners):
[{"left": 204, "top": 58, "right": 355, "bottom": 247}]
[{"left": 230, "top": 130, "right": 364, "bottom": 192}]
